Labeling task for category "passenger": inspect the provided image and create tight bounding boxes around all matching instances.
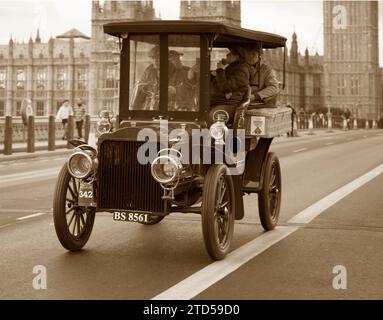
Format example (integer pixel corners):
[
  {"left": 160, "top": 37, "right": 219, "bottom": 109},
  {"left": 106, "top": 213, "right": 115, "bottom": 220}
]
[
  {"left": 131, "top": 46, "right": 160, "bottom": 110},
  {"left": 168, "top": 50, "right": 191, "bottom": 110},
  {"left": 210, "top": 45, "right": 251, "bottom": 106},
  {"left": 209, "top": 45, "right": 251, "bottom": 124},
  {"left": 243, "top": 43, "right": 280, "bottom": 107}
]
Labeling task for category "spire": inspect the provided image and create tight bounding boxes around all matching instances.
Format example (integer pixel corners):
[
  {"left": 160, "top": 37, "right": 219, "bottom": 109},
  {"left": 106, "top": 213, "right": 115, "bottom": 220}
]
[
  {"left": 290, "top": 32, "right": 298, "bottom": 65},
  {"left": 304, "top": 47, "right": 309, "bottom": 66},
  {"left": 35, "top": 28, "right": 41, "bottom": 43}
]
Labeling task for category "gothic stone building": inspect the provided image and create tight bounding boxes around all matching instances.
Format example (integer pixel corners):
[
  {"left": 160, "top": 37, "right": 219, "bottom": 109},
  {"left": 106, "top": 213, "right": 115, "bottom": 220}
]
[
  {"left": 0, "top": 0, "right": 381, "bottom": 122},
  {"left": 0, "top": 29, "right": 90, "bottom": 117}
]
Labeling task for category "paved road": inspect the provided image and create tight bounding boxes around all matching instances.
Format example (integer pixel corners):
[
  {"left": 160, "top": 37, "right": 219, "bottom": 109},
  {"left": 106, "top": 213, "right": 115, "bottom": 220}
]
[{"left": 1, "top": 129, "right": 383, "bottom": 299}]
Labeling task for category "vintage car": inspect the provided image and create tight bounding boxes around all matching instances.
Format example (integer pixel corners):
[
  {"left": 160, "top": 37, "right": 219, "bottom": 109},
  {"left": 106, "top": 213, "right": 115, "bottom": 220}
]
[{"left": 53, "top": 21, "right": 292, "bottom": 260}]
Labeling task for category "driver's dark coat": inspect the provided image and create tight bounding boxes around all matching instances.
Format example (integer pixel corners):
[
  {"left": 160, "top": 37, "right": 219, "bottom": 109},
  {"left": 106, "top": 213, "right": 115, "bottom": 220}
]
[{"left": 210, "top": 60, "right": 251, "bottom": 105}]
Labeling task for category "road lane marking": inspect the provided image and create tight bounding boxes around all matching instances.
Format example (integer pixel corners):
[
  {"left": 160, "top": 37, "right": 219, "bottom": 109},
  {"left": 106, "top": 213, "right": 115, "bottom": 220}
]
[
  {"left": 0, "top": 167, "right": 61, "bottom": 186},
  {"left": 325, "top": 142, "right": 334, "bottom": 146},
  {"left": 17, "top": 212, "right": 47, "bottom": 221},
  {"left": 152, "top": 226, "right": 298, "bottom": 300},
  {"left": 0, "top": 209, "right": 45, "bottom": 213},
  {"left": 12, "top": 162, "right": 27, "bottom": 166},
  {"left": 0, "top": 224, "right": 11, "bottom": 229},
  {"left": 153, "top": 162, "right": 383, "bottom": 300},
  {"left": 288, "top": 163, "right": 383, "bottom": 224},
  {"left": 293, "top": 148, "right": 307, "bottom": 153}
]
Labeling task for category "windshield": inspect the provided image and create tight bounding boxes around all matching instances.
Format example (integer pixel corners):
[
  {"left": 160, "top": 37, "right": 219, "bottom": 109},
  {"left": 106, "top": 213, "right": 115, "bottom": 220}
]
[{"left": 129, "top": 34, "right": 200, "bottom": 112}]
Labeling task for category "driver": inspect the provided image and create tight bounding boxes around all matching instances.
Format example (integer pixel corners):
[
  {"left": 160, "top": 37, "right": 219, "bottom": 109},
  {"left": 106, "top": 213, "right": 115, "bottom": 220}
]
[{"left": 131, "top": 46, "right": 160, "bottom": 110}]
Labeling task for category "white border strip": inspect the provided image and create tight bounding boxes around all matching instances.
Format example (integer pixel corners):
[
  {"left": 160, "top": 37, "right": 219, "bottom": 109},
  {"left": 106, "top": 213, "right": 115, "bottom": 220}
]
[
  {"left": 152, "top": 226, "right": 297, "bottom": 300},
  {"left": 17, "top": 212, "right": 47, "bottom": 221},
  {"left": 288, "top": 163, "right": 383, "bottom": 224}
]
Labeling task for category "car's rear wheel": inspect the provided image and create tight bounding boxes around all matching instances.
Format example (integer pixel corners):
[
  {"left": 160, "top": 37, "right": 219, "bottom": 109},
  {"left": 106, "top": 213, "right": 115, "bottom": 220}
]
[
  {"left": 53, "top": 165, "right": 95, "bottom": 251},
  {"left": 202, "top": 164, "right": 235, "bottom": 260},
  {"left": 258, "top": 152, "right": 281, "bottom": 231}
]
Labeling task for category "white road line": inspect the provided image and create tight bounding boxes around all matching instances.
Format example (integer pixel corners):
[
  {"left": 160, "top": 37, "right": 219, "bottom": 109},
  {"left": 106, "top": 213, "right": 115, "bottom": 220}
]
[
  {"left": 16, "top": 212, "right": 47, "bottom": 221},
  {"left": 152, "top": 226, "right": 298, "bottom": 300},
  {"left": 325, "top": 142, "right": 334, "bottom": 146},
  {"left": 0, "top": 224, "right": 11, "bottom": 229},
  {"left": 293, "top": 148, "right": 307, "bottom": 153},
  {"left": 289, "top": 163, "right": 383, "bottom": 224},
  {"left": 12, "top": 162, "right": 27, "bottom": 166},
  {"left": 0, "top": 167, "right": 61, "bottom": 185},
  {"left": 153, "top": 162, "right": 383, "bottom": 300}
]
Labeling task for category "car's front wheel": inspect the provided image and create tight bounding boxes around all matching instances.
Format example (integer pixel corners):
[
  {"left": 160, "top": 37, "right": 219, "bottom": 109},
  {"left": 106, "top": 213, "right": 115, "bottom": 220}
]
[
  {"left": 202, "top": 164, "right": 235, "bottom": 260},
  {"left": 53, "top": 165, "right": 95, "bottom": 251}
]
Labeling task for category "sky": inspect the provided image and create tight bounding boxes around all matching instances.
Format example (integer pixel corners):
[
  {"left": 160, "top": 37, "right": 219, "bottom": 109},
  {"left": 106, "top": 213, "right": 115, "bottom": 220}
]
[{"left": 0, "top": 0, "right": 382, "bottom": 65}]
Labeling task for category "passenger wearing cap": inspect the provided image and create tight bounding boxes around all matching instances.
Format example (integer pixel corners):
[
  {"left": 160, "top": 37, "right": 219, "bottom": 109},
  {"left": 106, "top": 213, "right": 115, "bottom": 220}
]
[
  {"left": 168, "top": 49, "right": 194, "bottom": 110},
  {"left": 210, "top": 45, "right": 251, "bottom": 107},
  {"left": 131, "top": 46, "right": 160, "bottom": 110},
  {"left": 243, "top": 43, "right": 279, "bottom": 106}
]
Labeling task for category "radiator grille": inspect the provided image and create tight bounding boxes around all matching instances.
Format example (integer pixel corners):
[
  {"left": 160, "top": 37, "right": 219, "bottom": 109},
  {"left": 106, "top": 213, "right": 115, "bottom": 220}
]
[{"left": 98, "top": 140, "right": 164, "bottom": 212}]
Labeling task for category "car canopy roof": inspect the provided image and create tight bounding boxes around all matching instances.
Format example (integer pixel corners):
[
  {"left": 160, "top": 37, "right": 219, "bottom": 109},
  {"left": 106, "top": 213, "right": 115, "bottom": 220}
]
[{"left": 104, "top": 20, "right": 286, "bottom": 49}]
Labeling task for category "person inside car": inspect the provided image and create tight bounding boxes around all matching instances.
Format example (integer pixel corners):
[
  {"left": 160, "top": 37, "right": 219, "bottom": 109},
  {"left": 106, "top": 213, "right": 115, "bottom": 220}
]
[
  {"left": 209, "top": 45, "right": 251, "bottom": 124},
  {"left": 243, "top": 43, "right": 280, "bottom": 107},
  {"left": 168, "top": 50, "right": 192, "bottom": 110},
  {"left": 131, "top": 46, "right": 160, "bottom": 110}
]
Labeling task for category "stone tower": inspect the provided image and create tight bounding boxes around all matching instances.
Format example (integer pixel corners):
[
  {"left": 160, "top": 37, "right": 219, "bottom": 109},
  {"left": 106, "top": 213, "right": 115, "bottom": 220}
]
[
  {"left": 89, "top": 0, "right": 156, "bottom": 114},
  {"left": 180, "top": 0, "right": 241, "bottom": 27},
  {"left": 323, "top": 0, "right": 381, "bottom": 121}
]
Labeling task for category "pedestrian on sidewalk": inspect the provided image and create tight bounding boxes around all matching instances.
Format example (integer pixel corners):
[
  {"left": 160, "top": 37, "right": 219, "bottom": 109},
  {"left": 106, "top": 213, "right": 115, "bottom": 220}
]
[
  {"left": 20, "top": 98, "right": 34, "bottom": 142},
  {"left": 74, "top": 98, "right": 86, "bottom": 139},
  {"left": 56, "top": 100, "right": 73, "bottom": 140}
]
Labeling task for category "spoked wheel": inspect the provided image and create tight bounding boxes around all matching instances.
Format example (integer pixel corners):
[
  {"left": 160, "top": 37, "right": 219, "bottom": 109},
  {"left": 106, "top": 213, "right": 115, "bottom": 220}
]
[
  {"left": 258, "top": 152, "right": 281, "bottom": 231},
  {"left": 53, "top": 165, "right": 95, "bottom": 251},
  {"left": 139, "top": 215, "right": 165, "bottom": 225},
  {"left": 202, "top": 164, "right": 235, "bottom": 260}
]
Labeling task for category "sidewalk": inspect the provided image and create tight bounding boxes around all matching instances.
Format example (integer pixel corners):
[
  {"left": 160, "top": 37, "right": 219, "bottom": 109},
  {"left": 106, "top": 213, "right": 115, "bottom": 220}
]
[
  {"left": 0, "top": 128, "right": 377, "bottom": 163},
  {"left": 0, "top": 140, "right": 72, "bottom": 162}
]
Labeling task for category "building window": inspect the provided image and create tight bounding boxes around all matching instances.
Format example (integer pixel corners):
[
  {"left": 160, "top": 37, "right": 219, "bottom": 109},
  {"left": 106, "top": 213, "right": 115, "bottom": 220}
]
[
  {"left": 105, "top": 65, "right": 117, "bottom": 88},
  {"left": 36, "top": 68, "right": 47, "bottom": 90},
  {"left": 351, "top": 75, "right": 359, "bottom": 95},
  {"left": 16, "top": 69, "right": 26, "bottom": 90},
  {"left": 0, "top": 69, "right": 6, "bottom": 89},
  {"left": 36, "top": 101, "right": 45, "bottom": 116},
  {"left": 57, "top": 67, "right": 67, "bottom": 90},
  {"left": 0, "top": 100, "right": 4, "bottom": 116},
  {"left": 16, "top": 101, "right": 22, "bottom": 116},
  {"left": 76, "top": 67, "right": 88, "bottom": 90},
  {"left": 337, "top": 75, "right": 346, "bottom": 95}
]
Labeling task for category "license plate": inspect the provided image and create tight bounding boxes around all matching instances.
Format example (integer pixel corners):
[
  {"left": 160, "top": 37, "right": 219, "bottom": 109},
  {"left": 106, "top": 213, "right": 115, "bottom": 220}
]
[
  {"left": 78, "top": 182, "right": 96, "bottom": 207},
  {"left": 113, "top": 211, "right": 150, "bottom": 223}
]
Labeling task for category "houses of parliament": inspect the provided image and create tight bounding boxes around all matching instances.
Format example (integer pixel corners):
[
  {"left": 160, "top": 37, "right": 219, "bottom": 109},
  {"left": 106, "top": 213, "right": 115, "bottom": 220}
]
[{"left": 0, "top": 0, "right": 381, "bottom": 122}]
